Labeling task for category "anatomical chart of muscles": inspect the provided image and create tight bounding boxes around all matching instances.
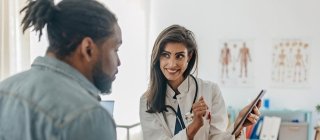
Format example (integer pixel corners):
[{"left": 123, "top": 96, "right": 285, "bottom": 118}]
[
  {"left": 218, "top": 40, "right": 254, "bottom": 87},
  {"left": 271, "top": 39, "right": 310, "bottom": 87}
]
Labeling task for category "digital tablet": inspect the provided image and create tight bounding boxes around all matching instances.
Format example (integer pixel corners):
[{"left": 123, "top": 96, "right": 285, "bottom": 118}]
[
  {"left": 100, "top": 100, "right": 115, "bottom": 117},
  {"left": 231, "top": 89, "right": 266, "bottom": 135}
]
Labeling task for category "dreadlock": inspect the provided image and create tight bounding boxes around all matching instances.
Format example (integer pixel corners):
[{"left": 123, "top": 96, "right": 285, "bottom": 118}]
[{"left": 20, "top": 0, "right": 118, "bottom": 57}]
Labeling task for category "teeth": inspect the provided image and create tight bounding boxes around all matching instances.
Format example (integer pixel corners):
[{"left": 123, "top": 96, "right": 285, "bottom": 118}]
[{"left": 167, "top": 69, "right": 177, "bottom": 73}]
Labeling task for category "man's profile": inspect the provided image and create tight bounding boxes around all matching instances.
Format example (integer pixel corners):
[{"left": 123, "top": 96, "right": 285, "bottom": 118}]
[{"left": 0, "top": 0, "right": 122, "bottom": 140}]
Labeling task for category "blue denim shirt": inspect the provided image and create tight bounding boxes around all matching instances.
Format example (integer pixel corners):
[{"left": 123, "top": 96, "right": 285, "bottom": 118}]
[{"left": 0, "top": 56, "right": 116, "bottom": 140}]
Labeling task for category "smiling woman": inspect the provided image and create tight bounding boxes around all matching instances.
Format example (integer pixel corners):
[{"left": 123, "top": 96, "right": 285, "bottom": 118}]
[
  {"left": 159, "top": 42, "right": 192, "bottom": 88},
  {"left": 139, "top": 24, "right": 261, "bottom": 140}
]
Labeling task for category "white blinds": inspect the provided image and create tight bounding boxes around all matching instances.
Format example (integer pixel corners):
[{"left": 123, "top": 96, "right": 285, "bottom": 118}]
[{"left": 0, "top": 0, "right": 30, "bottom": 80}]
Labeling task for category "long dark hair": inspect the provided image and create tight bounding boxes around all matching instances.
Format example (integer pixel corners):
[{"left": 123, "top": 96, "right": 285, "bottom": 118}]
[
  {"left": 146, "top": 25, "right": 198, "bottom": 113},
  {"left": 20, "top": 0, "right": 117, "bottom": 57}
]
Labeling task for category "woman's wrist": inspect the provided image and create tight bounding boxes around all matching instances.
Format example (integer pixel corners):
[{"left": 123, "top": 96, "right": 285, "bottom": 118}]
[
  {"left": 186, "top": 125, "right": 194, "bottom": 140},
  {"left": 234, "top": 127, "right": 244, "bottom": 139},
  {"left": 186, "top": 123, "right": 199, "bottom": 140}
]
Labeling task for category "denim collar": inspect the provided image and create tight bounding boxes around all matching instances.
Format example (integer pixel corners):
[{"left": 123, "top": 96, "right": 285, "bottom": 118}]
[{"left": 31, "top": 56, "right": 101, "bottom": 99}]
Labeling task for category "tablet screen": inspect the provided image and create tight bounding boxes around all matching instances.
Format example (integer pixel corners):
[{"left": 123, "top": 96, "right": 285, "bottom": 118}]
[
  {"left": 231, "top": 89, "right": 266, "bottom": 135},
  {"left": 100, "top": 100, "right": 115, "bottom": 117}
]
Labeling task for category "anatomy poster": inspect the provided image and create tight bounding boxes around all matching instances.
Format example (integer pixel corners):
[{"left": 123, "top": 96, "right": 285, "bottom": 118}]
[
  {"left": 218, "top": 40, "right": 254, "bottom": 87},
  {"left": 271, "top": 39, "right": 310, "bottom": 87}
]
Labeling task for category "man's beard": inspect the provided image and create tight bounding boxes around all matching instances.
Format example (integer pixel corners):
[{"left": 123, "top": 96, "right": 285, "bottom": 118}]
[{"left": 92, "top": 60, "right": 113, "bottom": 94}]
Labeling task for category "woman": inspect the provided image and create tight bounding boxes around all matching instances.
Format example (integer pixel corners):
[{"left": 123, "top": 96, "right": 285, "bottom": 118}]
[{"left": 139, "top": 25, "right": 261, "bottom": 140}]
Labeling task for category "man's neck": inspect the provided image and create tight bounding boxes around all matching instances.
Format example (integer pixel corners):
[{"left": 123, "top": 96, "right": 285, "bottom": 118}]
[{"left": 45, "top": 52, "right": 93, "bottom": 83}]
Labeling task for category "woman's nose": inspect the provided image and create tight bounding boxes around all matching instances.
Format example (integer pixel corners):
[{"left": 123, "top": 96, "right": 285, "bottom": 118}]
[{"left": 167, "top": 58, "right": 177, "bottom": 67}]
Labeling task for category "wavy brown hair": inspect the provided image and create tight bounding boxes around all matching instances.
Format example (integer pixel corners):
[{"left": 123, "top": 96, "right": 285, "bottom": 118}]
[{"left": 146, "top": 25, "right": 198, "bottom": 113}]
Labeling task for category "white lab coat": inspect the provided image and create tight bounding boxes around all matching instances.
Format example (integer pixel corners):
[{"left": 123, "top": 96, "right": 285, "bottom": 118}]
[{"left": 139, "top": 76, "right": 245, "bottom": 140}]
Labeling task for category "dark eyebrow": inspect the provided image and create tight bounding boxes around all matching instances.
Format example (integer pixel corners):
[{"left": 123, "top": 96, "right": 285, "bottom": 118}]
[
  {"left": 175, "top": 52, "right": 186, "bottom": 55},
  {"left": 162, "top": 51, "right": 186, "bottom": 55},
  {"left": 162, "top": 51, "right": 171, "bottom": 54}
]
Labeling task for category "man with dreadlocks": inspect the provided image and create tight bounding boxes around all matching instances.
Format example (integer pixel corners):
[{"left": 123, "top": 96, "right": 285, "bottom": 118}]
[{"left": 0, "top": 0, "right": 122, "bottom": 139}]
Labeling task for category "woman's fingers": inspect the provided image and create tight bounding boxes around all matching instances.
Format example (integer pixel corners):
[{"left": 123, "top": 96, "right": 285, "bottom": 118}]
[
  {"left": 193, "top": 106, "right": 207, "bottom": 112},
  {"left": 199, "top": 96, "right": 204, "bottom": 101},
  {"left": 256, "top": 99, "right": 262, "bottom": 108},
  {"left": 192, "top": 104, "right": 208, "bottom": 115},
  {"left": 247, "top": 113, "right": 259, "bottom": 124},
  {"left": 191, "top": 96, "right": 210, "bottom": 118},
  {"left": 252, "top": 106, "right": 261, "bottom": 116},
  {"left": 194, "top": 110, "right": 207, "bottom": 117},
  {"left": 192, "top": 96, "right": 208, "bottom": 110}
]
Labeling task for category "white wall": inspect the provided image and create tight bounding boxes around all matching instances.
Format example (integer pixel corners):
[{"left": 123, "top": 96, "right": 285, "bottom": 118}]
[
  {"left": 100, "top": 0, "right": 148, "bottom": 128},
  {"left": 27, "top": 1, "right": 148, "bottom": 139},
  {"left": 28, "top": 0, "right": 149, "bottom": 129},
  {"left": 149, "top": 0, "right": 320, "bottom": 126}
]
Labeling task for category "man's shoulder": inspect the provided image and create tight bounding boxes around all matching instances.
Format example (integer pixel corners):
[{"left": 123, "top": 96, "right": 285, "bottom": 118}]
[
  {"left": 0, "top": 68, "right": 107, "bottom": 127},
  {"left": 0, "top": 70, "right": 30, "bottom": 89}
]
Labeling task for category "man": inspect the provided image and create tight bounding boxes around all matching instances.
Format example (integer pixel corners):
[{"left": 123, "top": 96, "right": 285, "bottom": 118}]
[{"left": 0, "top": 0, "right": 121, "bottom": 139}]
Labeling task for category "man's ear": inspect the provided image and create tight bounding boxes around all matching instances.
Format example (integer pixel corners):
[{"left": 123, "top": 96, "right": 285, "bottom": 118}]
[{"left": 79, "top": 37, "right": 97, "bottom": 62}]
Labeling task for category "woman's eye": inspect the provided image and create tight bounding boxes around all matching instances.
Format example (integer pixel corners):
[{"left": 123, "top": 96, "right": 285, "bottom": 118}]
[
  {"left": 161, "top": 53, "right": 170, "bottom": 58},
  {"left": 176, "top": 54, "right": 184, "bottom": 59}
]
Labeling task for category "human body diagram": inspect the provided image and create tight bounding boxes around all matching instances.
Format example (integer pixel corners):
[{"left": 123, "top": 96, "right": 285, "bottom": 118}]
[
  {"left": 219, "top": 41, "right": 253, "bottom": 86},
  {"left": 238, "top": 43, "right": 252, "bottom": 78},
  {"left": 220, "top": 43, "right": 231, "bottom": 79},
  {"left": 272, "top": 40, "right": 309, "bottom": 85}
]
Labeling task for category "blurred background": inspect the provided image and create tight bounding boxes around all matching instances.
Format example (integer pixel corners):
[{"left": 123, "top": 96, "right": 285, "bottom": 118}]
[{"left": 1, "top": 0, "right": 320, "bottom": 139}]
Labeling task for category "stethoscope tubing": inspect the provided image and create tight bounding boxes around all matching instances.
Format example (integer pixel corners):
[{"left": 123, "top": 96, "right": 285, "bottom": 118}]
[{"left": 164, "top": 75, "right": 198, "bottom": 130}]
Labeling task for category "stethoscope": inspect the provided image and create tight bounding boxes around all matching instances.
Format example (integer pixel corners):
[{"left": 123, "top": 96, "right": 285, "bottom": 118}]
[{"left": 164, "top": 75, "right": 198, "bottom": 131}]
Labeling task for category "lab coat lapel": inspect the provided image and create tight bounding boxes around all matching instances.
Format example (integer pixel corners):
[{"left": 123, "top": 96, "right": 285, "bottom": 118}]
[{"left": 153, "top": 112, "right": 173, "bottom": 137}]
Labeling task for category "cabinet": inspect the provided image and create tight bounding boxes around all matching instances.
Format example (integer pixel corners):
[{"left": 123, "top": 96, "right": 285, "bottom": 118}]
[
  {"left": 261, "top": 110, "right": 312, "bottom": 140},
  {"left": 278, "top": 122, "right": 308, "bottom": 140},
  {"left": 227, "top": 108, "right": 312, "bottom": 140}
]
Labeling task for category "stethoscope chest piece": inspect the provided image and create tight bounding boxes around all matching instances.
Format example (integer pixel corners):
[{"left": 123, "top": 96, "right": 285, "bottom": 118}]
[{"left": 184, "top": 112, "right": 193, "bottom": 124}]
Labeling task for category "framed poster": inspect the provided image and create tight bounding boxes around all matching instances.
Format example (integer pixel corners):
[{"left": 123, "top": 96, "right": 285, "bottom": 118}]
[
  {"left": 271, "top": 39, "right": 310, "bottom": 87},
  {"left": 218, "top": 40, "right": 254, "bottom": 87}
]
